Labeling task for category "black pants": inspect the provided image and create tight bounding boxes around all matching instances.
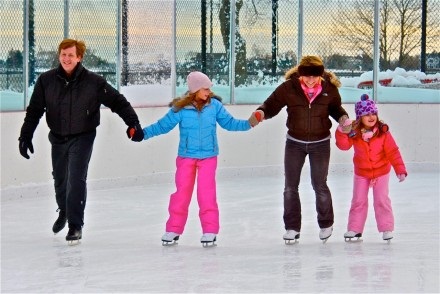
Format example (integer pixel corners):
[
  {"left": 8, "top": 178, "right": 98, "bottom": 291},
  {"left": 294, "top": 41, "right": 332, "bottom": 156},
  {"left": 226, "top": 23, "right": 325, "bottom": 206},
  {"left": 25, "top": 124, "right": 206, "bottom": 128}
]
[
  {"left": 49, "top": 130, "right": 96, "bottom": 229},
  {"left": 283, "top": 139, "right": 334, "bottom": 231}
]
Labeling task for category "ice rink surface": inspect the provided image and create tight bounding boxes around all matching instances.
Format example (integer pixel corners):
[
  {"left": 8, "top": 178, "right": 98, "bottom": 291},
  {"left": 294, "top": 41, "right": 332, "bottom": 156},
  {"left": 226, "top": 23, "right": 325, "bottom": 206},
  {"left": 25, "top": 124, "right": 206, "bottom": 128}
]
[{"left": 1, "top": 169, "right": 439, "bottom": 293}]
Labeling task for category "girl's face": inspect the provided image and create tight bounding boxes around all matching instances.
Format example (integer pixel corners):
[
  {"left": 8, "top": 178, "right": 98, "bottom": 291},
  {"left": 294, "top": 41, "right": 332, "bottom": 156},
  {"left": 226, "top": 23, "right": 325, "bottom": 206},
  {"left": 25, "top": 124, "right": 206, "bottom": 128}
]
[
  {"left": 301, "top": 76, "right": 320, "bottom": 88},
  {"left": 361, "top": 113, "right": 377, "bottom": 129},
  {"left": 195, "top": 88, "right": 211, "bottom": 101}
]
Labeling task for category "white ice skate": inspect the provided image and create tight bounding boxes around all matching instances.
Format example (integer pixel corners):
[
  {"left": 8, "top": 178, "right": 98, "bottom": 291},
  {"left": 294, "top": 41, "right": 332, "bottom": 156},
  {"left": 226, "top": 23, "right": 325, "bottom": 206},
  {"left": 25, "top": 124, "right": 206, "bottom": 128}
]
[
  {"left": 200, "top": 233, "right": 217, "bottom": 247},
  {"left": 344, "top": 231, "right": 363, "bottom": 242},
  {"left": 382, "top": 231, "right": 393, "bottom": 243},
  {"left": 161, "top": 232, "right": 180, "bottom": 246},
  {"left": 319, "top": 226, "right": 333, "bottom": 243},
  {"left": 283, "top": 230, "right": 300, "bottom": 245}
]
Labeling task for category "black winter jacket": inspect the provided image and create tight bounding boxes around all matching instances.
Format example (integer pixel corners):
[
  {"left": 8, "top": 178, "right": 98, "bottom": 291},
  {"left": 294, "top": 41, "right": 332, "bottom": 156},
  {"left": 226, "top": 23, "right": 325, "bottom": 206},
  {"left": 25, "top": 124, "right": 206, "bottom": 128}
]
[
  {"left": 20, "top": 63, "right": 139, "bottom": 139},
  {"left": 257, "top": 70, "right": 348, "bottom": 142}
]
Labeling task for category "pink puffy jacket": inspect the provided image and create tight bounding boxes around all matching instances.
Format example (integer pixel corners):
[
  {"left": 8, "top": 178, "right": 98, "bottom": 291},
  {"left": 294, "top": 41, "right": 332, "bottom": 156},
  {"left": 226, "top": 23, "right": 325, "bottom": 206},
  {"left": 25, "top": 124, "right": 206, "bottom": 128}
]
[{"left": 335, "top": 129, "right": 407, "bottom": 179}]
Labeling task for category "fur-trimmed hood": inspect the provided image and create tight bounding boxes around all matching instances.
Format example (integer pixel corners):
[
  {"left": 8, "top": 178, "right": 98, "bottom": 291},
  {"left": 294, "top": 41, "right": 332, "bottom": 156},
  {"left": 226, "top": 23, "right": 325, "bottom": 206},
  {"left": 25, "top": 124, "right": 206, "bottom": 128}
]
[{"left": 285, "top": 66, "right": 341, "bottom": 88}]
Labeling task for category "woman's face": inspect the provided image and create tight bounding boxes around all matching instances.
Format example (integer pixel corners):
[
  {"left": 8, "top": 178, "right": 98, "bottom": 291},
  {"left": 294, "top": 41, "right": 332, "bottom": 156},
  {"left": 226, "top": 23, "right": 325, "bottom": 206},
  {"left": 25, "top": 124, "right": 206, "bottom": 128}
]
[
  {"left": 361, "top": 113, "right": 378, "bottom": 129},
  {"left": 195, "top": 88, "right": 211, "bottom": 101},
  {"left": 301, "top": 76, "right": 320, "bottom": 88}
]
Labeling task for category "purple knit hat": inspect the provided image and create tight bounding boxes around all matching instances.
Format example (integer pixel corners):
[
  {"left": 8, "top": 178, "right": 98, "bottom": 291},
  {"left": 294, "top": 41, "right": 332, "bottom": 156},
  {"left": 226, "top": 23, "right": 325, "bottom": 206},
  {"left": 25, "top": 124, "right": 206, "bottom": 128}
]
[
  {"left": 355, "top": 94, "right": 378, "bottom": 120},
  {"left": 187, "top": 71, "right": 213, "bottom": 93}
]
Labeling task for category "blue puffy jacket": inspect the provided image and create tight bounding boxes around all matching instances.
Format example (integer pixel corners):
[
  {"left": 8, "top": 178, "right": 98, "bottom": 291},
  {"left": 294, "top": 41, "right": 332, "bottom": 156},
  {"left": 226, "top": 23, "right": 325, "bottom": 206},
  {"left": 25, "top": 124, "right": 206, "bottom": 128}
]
[{"left": 143, "top": 98, "right": 251, "bottom": 159}]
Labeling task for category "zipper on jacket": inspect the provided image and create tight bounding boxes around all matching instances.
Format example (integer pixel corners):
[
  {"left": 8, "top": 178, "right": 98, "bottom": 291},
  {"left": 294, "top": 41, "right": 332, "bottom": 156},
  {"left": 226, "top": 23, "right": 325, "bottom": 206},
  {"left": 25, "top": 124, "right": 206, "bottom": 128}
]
[
  {"left": 198, "top": 111, "right": 202, "bottom": 152},
  {"left": 307, "top": 103, "right": 312, "bottom": 141}
]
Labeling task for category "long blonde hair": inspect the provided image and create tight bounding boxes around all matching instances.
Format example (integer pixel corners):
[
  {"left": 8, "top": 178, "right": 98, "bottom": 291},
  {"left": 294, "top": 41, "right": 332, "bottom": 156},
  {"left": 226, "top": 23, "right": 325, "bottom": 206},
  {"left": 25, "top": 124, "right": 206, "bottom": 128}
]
[{"left": 169, "top": 91, "right": 216, "bottom": 112}]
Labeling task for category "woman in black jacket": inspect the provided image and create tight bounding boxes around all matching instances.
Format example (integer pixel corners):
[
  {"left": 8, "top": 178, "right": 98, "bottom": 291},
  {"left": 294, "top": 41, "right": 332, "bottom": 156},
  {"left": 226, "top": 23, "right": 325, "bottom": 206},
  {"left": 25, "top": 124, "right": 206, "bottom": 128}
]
[
  {"left": 18, "top": 39, "right": 144, "bottom": 244},
  {"left": 256, "top": 55, "right": 351, "bottom": 243}
]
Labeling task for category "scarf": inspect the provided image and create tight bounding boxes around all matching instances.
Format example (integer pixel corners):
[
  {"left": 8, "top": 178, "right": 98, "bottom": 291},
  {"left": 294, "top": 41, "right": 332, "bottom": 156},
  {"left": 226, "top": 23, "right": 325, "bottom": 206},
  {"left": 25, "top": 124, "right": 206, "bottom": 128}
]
[
  {"left": 300, "top": 79, "right": 322, "bottom": 103},
  {"left": 361, "top": 126, "right": 378, "bottom": 142}
]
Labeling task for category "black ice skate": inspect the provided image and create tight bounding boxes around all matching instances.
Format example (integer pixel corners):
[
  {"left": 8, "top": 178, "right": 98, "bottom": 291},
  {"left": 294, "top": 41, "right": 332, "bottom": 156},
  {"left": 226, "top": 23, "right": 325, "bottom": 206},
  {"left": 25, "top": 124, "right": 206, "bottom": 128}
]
[
  {"left": 66, "top": 226, "right": 82, "bottom": 245},
  {"left": 52, "top": 209, "right": 67, "bottom": 234}
]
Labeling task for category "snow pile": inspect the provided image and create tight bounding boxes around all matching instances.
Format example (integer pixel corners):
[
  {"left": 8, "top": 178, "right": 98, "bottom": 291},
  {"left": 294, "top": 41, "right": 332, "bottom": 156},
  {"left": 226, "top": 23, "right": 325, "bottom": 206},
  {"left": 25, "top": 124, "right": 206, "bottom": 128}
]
[{"left": 340, "top": 67, "right": 440, "bottom": 88}]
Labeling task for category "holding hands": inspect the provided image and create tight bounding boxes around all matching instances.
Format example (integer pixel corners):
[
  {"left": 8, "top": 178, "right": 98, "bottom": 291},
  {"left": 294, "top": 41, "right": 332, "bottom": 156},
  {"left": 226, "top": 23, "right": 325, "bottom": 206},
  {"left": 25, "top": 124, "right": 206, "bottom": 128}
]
[
  {"left": 338, "top": 115, "right": 353, "bottom": 134},
  {"left": 248, "top": 110, "right": 264, "bottom": 127},
  {"left": 127, "top": 124, "right": 144, "bottom": 142}
]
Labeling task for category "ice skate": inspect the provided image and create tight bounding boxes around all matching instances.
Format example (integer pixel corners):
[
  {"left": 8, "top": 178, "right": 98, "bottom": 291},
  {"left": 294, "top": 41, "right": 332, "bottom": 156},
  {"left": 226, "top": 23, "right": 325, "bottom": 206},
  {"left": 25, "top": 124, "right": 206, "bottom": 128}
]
[
  {"left": 382, "top": 231, "right": 393, "bottom": 243},
  {"left": 52, "top": 209, "right": 67, "bottom": 234},
  {"left": 161, "top": 232, "right": 180, "bottom": 246},
  {"left": 344, "top": 231, "right": 363, "bottom": 242},
  {"left": 319, "top": 226, "right": 333, "bottom": 243},
  {"left": 283, "top": 230, "right": 300, "bottom": 245},
  {"left": 66, "top": 226, "right": 82, "bottom": 246},
  {"left": 200, "top": 233, "right": 217, "bottom": 247}
]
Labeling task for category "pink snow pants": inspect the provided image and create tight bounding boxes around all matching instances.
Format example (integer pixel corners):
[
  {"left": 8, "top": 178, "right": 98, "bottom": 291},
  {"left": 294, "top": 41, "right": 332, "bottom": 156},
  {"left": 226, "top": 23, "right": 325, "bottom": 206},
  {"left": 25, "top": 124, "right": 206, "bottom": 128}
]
[
  {"left": 165, "top": 156, "right": 219, "bottom": 234},
  {"left": 347, "top": 173, "right": 394, "bottom": 233}
]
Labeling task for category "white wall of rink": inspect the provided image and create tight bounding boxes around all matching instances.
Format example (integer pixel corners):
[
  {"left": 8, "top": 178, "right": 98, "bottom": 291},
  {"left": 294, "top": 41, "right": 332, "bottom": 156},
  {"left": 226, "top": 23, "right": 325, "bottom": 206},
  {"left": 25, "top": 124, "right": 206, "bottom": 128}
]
[{"left": 1, "top": 103, "right": 439, "bottom": 192}]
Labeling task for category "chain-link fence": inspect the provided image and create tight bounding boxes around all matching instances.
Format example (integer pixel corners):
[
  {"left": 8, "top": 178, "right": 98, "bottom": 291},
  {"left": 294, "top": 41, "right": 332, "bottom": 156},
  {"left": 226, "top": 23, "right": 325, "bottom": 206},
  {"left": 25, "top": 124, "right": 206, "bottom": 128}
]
[
  {"left": 1, "top": 0, "right": 439, "bottom": 111},
  {"left": 175, "top": 0, "right": 298, "bottom": 103}
]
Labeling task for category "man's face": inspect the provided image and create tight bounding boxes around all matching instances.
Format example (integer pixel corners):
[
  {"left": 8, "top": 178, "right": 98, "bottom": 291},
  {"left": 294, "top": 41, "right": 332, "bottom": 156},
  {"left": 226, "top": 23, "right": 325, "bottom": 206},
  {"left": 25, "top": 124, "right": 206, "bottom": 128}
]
[{"left": 59, "top": 46, "right": 81, "bottom": 75}]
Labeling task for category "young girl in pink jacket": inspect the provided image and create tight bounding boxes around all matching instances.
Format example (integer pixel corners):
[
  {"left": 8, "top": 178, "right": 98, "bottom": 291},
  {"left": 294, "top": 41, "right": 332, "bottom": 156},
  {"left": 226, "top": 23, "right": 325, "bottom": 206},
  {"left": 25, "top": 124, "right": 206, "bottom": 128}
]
[{"left": 335, "top": 94, "right": 407, "bottom": 242}]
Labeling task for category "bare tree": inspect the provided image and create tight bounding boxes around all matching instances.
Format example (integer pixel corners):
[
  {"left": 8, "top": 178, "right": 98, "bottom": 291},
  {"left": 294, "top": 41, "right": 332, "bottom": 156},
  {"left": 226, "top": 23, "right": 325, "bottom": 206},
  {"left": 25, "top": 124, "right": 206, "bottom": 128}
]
[
  {"left": 219, "top": 0, "right": 247, "bottom": 85},
  {"left": 332, "top": 0, "right": 439, "bottom": 69}
]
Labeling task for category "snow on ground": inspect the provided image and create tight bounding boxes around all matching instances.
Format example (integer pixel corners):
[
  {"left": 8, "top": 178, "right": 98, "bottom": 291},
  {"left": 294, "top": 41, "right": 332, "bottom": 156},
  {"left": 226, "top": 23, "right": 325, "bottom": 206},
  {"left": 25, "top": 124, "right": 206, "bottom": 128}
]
[{"left": 1, "top": 68, "right": 439, "bottom": 111}]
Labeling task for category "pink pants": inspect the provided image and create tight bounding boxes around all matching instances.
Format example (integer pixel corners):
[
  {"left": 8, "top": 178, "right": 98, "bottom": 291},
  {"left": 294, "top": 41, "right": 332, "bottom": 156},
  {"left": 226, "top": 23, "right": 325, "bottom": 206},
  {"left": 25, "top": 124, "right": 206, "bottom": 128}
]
[
  {"left": 165, "top": 156, "right": 219, "bottom": 234},
  {"left": 347, "top": 173, "right": 394, "bottom": 233}
]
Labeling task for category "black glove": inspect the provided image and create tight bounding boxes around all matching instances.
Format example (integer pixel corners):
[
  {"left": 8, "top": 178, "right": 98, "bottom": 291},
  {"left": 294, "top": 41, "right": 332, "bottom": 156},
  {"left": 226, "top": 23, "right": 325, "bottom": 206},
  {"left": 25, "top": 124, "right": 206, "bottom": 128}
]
[
  {"left": 18, "top": 137, "right": 34, "bottom": 159},
  {"left": 126, "top": 124, "right": 144, "bottom": 142}
]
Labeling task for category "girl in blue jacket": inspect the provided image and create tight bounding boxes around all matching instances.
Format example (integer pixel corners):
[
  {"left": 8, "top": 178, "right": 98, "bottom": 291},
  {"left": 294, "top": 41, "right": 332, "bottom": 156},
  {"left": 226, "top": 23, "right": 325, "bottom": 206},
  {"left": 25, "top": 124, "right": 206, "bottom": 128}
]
[{"left": 141, "top": 71, "right": 263, "bottom": 246}]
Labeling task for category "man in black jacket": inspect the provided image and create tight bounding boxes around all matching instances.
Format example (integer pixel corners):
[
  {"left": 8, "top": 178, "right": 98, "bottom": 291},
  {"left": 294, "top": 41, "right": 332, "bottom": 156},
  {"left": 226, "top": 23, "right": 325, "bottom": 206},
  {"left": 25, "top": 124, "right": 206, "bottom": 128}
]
[{"left": 18, "top": 39, "right": 144, "bottom": 244}]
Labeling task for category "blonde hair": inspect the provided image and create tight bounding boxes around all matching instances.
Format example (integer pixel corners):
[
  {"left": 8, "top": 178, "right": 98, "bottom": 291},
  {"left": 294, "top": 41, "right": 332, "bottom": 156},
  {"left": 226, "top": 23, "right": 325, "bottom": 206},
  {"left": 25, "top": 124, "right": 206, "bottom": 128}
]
[
  {"left": 58, "top": 39, "right": 86, "bottom": 58},
  {"left": 170, "top": 91, "right": 215, "bottom": 112}
]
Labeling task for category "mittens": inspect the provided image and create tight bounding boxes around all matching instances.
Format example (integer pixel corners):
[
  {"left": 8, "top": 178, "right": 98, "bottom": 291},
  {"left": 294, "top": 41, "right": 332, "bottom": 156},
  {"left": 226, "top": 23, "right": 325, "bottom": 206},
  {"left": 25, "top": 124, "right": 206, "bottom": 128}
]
[
  {"left": 397, "top": 174, "right": 406, "bottom": 182},
  {"left": 126, "top": 124, "right": 144, "bottom": 142},
  {"left": 338, "top": 115, "right": 352, "bottom": 134}
]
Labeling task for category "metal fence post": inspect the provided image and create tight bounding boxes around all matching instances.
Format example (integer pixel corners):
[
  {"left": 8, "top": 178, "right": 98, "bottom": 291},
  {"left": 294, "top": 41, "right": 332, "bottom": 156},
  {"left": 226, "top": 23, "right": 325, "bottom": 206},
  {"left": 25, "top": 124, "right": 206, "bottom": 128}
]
[
  {"left": 63, "top": 0, "right": 69, "bottom": 38},
  {"left": 23, "top": 0, "right": 29, "bottom": 109},
  {"left": 373, "top": 0, "right": 380, "bottom": 102},
  {"left": 229, "top": 0, "right": 236, "bottom": 104}
]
